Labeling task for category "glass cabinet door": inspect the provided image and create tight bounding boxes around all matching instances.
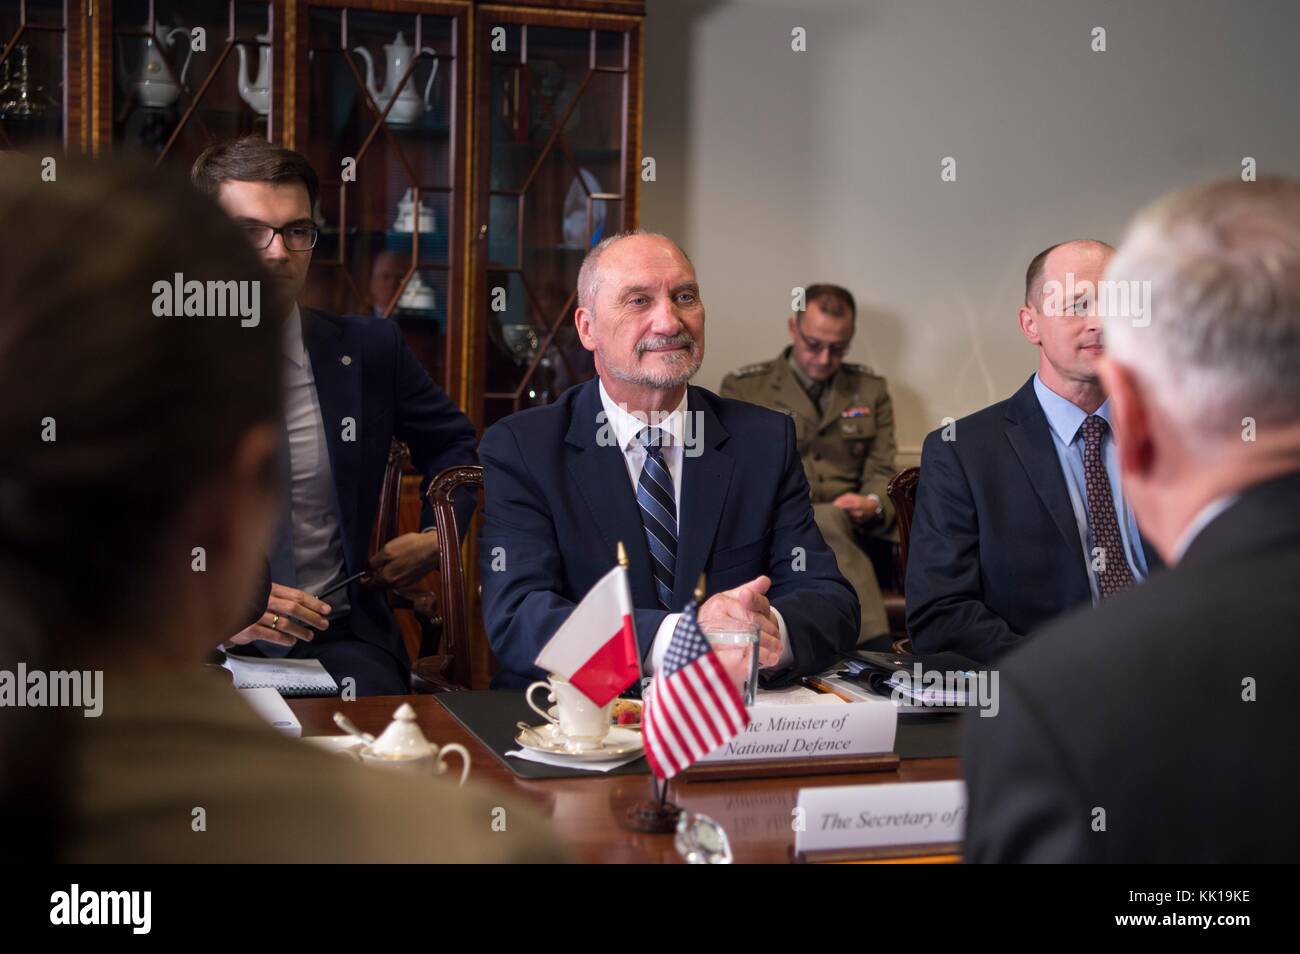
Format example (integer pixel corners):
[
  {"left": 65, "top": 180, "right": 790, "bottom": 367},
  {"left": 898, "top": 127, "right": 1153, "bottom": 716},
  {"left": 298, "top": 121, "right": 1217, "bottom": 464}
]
[
  {"left": 0, "top": 0, "right": 84, "bottom": 153},
  {"left": 107, "top": 0, "right": 280, "bottom": 164},
  {"left": 295, "top": 1, "right": 467, "bottom": 396},
  {"left": 476, "top": 11, "right": 640, "bottom": 427}
]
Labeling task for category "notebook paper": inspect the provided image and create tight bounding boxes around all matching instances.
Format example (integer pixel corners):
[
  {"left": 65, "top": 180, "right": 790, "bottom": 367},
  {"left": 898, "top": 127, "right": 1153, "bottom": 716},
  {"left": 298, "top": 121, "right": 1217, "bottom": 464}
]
[{"left": 221, "top": 653, "right": 339, "bottom": 696}]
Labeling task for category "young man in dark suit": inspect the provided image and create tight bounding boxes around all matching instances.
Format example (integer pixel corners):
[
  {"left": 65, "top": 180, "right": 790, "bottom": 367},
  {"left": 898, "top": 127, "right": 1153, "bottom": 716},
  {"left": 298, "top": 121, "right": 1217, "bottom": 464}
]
[
  {"left": 906, "top": 240, "right": 1161, "bottom": 662},
  {"left": 479, "top": 231, "right": 859, "bottom": 688},
  {"left": 194, "top": 137, "right": 477, "bottom": 696},
  {"left": 963, "top": 177, "right": 1300, "bottom": 862}
]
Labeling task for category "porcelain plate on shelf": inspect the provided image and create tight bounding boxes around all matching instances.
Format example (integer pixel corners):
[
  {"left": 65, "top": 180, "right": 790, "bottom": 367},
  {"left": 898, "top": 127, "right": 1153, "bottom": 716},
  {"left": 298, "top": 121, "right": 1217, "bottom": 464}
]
[{"left": 515, "top": 723, "right": 644, "bottom": 762}]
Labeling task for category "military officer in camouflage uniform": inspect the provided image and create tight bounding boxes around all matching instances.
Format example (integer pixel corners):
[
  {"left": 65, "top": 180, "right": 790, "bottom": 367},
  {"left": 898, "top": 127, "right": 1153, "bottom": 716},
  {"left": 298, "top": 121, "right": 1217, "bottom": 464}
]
[{"left": 721, "top": 284, "right": 896, "bottom": 643}]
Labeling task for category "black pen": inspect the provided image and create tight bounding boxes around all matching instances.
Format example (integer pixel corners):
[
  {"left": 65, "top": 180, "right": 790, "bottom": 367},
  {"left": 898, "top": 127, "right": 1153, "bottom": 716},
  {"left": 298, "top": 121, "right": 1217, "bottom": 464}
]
[{"left": 315, "top": 571, "right": 368, "bottom": 600}]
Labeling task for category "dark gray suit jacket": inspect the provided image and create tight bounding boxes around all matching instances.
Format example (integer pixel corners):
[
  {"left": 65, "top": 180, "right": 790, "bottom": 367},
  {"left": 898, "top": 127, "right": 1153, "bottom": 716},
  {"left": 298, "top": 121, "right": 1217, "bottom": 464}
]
[{"left": 961, "top": 470, "right": 1300, "bottom": 862}]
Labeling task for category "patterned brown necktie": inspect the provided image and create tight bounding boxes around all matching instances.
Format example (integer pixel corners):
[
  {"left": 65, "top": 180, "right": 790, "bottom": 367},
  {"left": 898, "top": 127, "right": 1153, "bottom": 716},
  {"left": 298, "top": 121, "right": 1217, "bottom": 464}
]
[{"left": 1080, "top": 415, "right": 1135, "bottom": 598}]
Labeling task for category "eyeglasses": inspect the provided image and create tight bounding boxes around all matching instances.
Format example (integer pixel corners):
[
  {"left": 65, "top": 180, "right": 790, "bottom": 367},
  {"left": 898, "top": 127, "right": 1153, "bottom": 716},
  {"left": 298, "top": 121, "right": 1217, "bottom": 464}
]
[
  {"left": 242, "top": 224, "right": 319, "bottom": 251},
  {"left": 796, "top": 327, "right": 850, "bottom": 358}
]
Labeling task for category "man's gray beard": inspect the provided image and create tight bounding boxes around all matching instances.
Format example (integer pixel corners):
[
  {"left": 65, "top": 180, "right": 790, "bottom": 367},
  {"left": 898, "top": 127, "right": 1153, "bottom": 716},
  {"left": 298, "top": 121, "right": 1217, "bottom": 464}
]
[{"left": 605, "top": 347, "right": 701, "bottom": 390}]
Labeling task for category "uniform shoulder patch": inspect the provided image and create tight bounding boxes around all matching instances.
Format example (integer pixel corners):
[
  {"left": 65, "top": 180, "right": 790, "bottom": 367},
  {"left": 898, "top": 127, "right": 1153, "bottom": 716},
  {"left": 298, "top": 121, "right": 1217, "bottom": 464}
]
[
  {"left": 730, "top": 361, "right": 772, "bottom": 378},
  {"left": 843, "top": 362, "right": 879, "bottom": 377}
]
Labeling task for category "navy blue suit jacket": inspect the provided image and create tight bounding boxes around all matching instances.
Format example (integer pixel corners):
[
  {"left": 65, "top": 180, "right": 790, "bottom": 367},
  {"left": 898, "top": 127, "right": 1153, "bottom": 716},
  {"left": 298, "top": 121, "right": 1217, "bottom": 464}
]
[
  {"left": 478, "top": 379, "right": 859, "bottom": 688},
  {"left": 287, "top": 309, "right": 477, "bottom": 666},
  {"left": 905, "top": 375, "right": 1161, "bottom": 662}
]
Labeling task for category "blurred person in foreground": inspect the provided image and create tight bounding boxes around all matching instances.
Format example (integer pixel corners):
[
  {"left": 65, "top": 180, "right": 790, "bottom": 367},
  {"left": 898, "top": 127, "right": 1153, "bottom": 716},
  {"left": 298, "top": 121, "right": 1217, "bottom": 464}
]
[{"left": 0, "top": 155, "right": 561, "bottom": 862}]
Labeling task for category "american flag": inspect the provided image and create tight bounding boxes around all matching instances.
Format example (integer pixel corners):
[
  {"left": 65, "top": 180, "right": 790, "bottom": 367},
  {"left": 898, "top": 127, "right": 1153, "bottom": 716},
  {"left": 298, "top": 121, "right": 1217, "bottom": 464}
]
[{"left": 642, "top": 600, "right": 751, "bottom": 780}]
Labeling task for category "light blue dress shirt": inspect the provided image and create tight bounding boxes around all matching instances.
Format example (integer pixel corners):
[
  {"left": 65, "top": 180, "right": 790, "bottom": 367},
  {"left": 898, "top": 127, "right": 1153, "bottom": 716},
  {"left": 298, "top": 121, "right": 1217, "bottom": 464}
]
[{"left": 1033, "top": 373, "right": 1148, "bottom": 603}]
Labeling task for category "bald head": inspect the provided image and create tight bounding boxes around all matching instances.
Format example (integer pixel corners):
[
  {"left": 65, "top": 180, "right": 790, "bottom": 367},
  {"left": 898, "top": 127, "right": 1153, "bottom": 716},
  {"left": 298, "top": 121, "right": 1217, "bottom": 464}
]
[
  {"left": 573, "top": 230, "right": 704, "bottom": 395},
  {"left": 577, "top": 230, "right": 693, "bottom": 315},
  {"left": 1025, "top": 239, "right": 1115, "bottom": 309},
  {"left": 1017, "top": 239, "right": 1117, "bottom": 407}
]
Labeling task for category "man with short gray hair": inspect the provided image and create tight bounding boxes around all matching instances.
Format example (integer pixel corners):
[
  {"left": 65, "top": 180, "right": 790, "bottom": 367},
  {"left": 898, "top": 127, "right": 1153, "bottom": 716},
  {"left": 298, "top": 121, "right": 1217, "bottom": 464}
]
[
  {"left": 963, "top": 178, "right": 1300, "bottom": 862},
  {"left": 479, "top": 230, "right": 859, "bottom": 687}
]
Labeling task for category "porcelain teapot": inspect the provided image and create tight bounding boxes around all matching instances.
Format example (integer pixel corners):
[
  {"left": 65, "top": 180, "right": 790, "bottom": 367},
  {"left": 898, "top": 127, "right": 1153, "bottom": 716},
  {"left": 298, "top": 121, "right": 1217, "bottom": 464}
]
[
  {"left": 353, "top": 32, "right": 439, "bottom": 126},
  {"left": 122, "top": 26, "right": 193, "bottom": 110},
  {"left": 235, "top": 31, "right": 272, "bottom": 116},
  {"left": 352, "top": 703, "right": 469, "bottom": 784}
]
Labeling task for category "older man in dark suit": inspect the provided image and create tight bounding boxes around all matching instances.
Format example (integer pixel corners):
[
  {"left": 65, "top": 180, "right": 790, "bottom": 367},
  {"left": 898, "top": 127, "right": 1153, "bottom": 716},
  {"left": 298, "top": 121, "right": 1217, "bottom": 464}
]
[
  {"left": 479, "top": 231, "right": 859, "bottom": 688},
  {"left": 963, "top": 177, "right": 1300, "bottom": 862}
]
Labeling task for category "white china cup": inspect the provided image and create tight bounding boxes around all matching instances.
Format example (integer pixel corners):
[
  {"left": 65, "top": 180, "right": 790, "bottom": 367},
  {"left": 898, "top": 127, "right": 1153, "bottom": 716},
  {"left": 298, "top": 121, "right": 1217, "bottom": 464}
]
[{"left": 525, "top": 675, "right": 613, "bottom": 751}]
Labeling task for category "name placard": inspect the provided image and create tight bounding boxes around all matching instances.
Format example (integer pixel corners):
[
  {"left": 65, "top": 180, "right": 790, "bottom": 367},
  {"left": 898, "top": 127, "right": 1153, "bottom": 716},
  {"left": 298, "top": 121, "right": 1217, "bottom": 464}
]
[
  {"left": 795, "top": 780, "right": 967, "bottom": 856},
  {"left": 698, "top": 699, "right": 897, "bottom": 763}
]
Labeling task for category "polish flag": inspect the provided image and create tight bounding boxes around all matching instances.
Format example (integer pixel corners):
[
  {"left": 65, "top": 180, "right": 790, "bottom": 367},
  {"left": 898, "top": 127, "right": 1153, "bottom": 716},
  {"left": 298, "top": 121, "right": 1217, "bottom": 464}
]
[{"left": 535, "top": 565, "right": 640, "bottom": 706}]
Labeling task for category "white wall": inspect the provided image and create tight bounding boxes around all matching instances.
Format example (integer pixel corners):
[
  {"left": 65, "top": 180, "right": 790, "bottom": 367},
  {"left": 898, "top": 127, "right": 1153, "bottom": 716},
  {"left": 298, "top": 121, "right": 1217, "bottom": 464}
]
[{"left": 641, "top": 0, "right": 1300, "bottom": 459}]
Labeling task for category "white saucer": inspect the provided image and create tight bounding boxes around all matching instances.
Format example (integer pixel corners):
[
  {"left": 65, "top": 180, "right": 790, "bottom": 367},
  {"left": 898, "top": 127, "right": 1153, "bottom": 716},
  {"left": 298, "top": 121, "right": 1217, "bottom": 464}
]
[
  {"left": 302, "top": 735, "right": 363, "bottom": 756},
  {"left": 515, "top": 723, "right": 644, "bottom": 761},
  {"left": 547, "top": 700, "right": 642, "bottom": 730}
]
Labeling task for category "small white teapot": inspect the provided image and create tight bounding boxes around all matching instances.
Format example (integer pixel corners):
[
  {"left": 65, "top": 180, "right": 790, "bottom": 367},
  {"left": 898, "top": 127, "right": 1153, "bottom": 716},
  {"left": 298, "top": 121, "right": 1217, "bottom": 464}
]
[{"left": 353, "top": 702, "right": 470, "bottom": 785}]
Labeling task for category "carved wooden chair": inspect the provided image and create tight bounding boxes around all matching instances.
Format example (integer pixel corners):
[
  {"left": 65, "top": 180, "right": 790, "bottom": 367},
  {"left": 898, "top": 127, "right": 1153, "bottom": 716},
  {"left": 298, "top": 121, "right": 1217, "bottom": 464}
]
[
  {"left": 885, "top": 466, "right": 921, "bottom": 656},
  {"left": 370, "top": 440, "right": 440, "bottom": 655},
  {"left": 410, "top": 465, "right": 486, "bottom": 692}
]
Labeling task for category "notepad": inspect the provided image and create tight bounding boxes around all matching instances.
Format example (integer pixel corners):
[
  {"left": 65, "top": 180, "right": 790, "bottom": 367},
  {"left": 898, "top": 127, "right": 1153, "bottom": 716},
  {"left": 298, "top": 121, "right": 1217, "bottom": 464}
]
[
  {"left": 754, "top": 685, "right": 846, "bottom": 706},
  {"left": 221, "top": 653, "right": 339, "bottom": 696}
]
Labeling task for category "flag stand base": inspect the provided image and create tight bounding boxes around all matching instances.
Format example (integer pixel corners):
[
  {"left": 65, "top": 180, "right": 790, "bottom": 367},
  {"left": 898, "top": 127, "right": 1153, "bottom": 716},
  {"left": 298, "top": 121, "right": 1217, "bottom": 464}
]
[{"left": 623, "top": 799, "right": 681, "bottom": 833}]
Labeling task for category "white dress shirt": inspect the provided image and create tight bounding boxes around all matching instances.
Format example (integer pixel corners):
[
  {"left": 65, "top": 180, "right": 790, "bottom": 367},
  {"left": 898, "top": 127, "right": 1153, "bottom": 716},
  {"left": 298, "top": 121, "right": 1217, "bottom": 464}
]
[
  {"left": 283, "top": 308, "right": 350, "bottom": 616},
  {"left": 596, "top": 378, "right": 794, "bottom": 675},
  {"left": 1171, "top": 493, "right": 1241, "bottom": 563}
]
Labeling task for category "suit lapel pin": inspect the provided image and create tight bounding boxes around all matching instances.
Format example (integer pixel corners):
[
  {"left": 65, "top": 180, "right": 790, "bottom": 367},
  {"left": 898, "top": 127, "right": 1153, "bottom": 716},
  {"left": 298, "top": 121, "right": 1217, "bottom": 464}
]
[{"left": 341, "top": 355, "right": 352, "bottom": 366}]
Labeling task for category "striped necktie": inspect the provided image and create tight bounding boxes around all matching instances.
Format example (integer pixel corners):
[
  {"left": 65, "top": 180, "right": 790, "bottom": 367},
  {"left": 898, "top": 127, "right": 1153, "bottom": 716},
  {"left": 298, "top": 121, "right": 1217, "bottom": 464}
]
[{"left": 636, "top": 426, "right": 677, "bottom": 610}]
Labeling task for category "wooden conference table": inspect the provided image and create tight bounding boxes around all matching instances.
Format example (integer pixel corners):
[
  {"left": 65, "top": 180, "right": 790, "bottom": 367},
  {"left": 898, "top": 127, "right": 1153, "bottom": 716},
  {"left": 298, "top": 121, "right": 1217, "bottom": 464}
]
[{"left": 289, "top": 694, "right": 962, "bottom": 863}]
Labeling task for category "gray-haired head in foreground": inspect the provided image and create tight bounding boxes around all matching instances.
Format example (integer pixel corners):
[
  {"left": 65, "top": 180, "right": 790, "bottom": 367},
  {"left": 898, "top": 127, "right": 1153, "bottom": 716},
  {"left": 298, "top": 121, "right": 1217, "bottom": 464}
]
[
  {"left": 576, "top": 229, "right": 692, "bottom": 315},
  {"left": 1105, "top": 177, "right": 1300, "bottom": 437}
]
